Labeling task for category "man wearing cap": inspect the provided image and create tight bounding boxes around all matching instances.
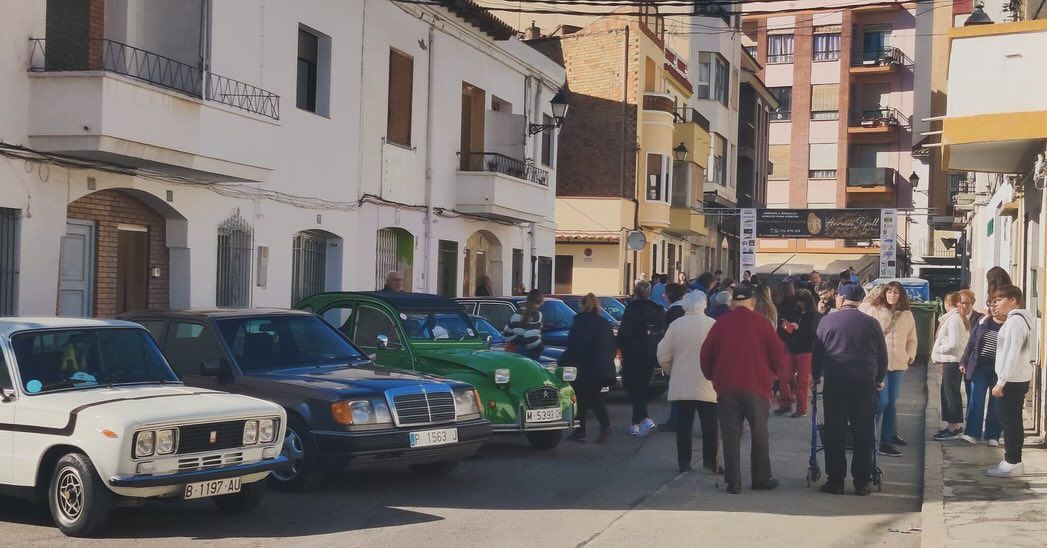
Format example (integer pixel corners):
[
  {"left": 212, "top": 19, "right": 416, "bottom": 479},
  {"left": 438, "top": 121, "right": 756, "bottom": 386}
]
[
  {"left": 812, "top": 284, "right": 888, "bottom": 496},
  {"left": 701, "top": 285, "right": 786, "bottom": 494}
]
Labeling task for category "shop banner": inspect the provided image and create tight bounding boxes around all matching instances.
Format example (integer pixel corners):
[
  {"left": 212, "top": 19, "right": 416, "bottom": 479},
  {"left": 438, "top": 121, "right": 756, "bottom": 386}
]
[
  {"left": 879, "top": 209, "right": 897, "bottom": 278},
  {"left": 755, "top": 209, "right": 882, "bottom": 239},
  {"left": 740, "top": 208, "right": 757, "bottom": 278}
]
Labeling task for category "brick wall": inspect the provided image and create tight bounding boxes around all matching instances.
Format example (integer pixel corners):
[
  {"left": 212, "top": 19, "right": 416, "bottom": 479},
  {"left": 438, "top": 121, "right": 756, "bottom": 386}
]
[
  {"left": 87, "top": 0, "right": 105, "bottom": 69},
  {"left": 67, "top": 190, "right": 169, "bottom": 317},
  {"left": 530, "top": 24, "right": 639, "bottom": 198}
]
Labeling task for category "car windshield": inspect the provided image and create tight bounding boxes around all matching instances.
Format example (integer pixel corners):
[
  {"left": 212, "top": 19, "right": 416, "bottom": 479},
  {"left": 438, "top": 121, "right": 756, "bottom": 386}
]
[
  {"left": 402, "top": 312, "right": 478, "bottom": 341},
  {"left": 10, "top": 328, "right": 179, "bottom": 394},
  {"left": 562, "top": 298, "right": 620, "bottom": 325},
  {"left": 600, "top": 297, "right": 627, "bottom": 322},
  {"left": 470, "top": 316, "right": 505, "bottom": 344},
  {"left": 540, "top": 300, "right": 575, "bottom": 331},
  {"left": 215, "top": 315, "right": 367, "bottom": 371}
]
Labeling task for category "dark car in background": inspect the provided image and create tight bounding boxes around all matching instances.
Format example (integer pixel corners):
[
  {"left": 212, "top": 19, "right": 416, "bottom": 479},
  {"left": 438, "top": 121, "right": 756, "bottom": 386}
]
[
  {"left": 122, "top": 309, "right": 491, "bottom": 492},
  {"left": 456, "top": 297, "right": 576, "bottom": 348},
  {"left": 549, "top": 295, "right": 625, "bottom": 328},
  {"left": 469, "top": 315, "right": 565, "bottom": 365}
]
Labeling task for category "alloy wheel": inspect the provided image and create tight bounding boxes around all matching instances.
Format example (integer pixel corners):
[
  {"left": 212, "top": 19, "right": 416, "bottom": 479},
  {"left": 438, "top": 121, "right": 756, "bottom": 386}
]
[
  {"left": 273, "top": 428, "right": 305, "bottom": 481},
  {"left": 55, "top": 466, "right": 85, "bottom": 524}
]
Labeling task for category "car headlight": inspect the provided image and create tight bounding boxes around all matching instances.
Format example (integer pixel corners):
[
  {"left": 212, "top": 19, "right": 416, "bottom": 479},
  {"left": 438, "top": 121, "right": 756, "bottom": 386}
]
[
  {"left": 350, "top": 401, "right": 374, "bottom": 424},
  {"left": 243, "top": 420, "right": 259, "bottom": 445},
  {"left": 155, "top": 429, "right": 177, "bottom": 455},
  {"left": 544, "top": 363, "right": 558, "bottom": 374},
  {"left": 258, "top": 418, "right": 277, "bottom": 443},
  {"left": 494, "top": 368, "right": 510, "bottom": 384},
  {"left": 134, "top": 431, "right": 155, "bottom": 458},
  {"left": 454, "top": 389, "right": 483, "bottom": 419},
  {"left": 562, "top": 367, "right": 578, "bottom": 382},
  {"left": 373, "top": 401, "right": 392, "bottom": 424}
]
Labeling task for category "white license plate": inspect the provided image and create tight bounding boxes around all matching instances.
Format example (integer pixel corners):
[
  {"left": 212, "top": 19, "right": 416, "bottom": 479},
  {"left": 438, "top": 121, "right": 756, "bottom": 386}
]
[
  {"left": 410, "top": 428, "right": 458, "bottom": 448},
  {"left": 183, "top": 477, "right": 242, "bottom": 500},
  {"left": 526, "top": 407, "right": 562, "bottom": 423}
]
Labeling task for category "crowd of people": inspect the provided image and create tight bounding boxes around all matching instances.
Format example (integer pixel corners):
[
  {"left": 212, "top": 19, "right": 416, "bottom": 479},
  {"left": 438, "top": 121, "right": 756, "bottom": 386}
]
[{"left": 508, "top": 266, "right": 1036, "bottom": 495}]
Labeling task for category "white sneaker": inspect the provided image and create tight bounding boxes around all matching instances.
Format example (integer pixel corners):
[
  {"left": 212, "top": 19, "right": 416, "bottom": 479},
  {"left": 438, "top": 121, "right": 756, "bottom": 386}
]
[
  {"left": 960, "top": 434, "right": 978, "bottom": 445},
  {"left": 987, "top": 439, "right": 1000, "bottom": 447},
  {"left": 638, "top": 418, "right": 657, "bottom": 436},
  {"left": 987, "top": 460, "right": 1024, "bottom": 477},
  {"left": 628, "top": 424, "right": 641, "bottom": 436}
]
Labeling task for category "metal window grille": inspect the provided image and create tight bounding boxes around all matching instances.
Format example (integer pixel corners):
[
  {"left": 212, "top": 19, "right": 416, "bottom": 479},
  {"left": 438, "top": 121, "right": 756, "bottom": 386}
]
[
  {"left": 291, "top": 231, "right": 327, "bottom": 305},
  {"left": 376, "top": 229, "right": 399, "bottom": 290},
  {"left": 0, "top": 208, "right": 19, "bottom": 316},
  {"left": 216, "top": 213, "right": 253, "bottom": 308}
]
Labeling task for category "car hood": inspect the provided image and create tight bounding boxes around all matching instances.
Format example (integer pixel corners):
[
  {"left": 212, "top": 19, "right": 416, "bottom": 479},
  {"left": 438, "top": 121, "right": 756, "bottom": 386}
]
[
  {"left": 244, "top": 363, "right": 457, "bottom": 393},
  {"left": 414, "top": 347, "right": 563, "bottom": 385}
]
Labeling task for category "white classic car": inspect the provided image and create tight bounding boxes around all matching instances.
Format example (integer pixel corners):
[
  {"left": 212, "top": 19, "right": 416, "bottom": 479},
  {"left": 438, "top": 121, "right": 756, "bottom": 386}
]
[{"left": 0, "top": 318, "right": 288, "bottom": 537}]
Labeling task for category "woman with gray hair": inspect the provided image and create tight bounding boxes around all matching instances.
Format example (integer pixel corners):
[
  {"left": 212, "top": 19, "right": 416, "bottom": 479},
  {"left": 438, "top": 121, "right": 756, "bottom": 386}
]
[{"left": 658, "top": 290, "right": 718, "bottom": 472}]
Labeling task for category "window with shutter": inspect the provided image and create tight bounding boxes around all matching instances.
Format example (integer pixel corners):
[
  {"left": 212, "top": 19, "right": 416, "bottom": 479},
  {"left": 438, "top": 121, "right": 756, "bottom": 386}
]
[
  {"left": 808, "top": 143, "right": 838, "bottom": 179},
  {"left": 811, "top": 84, "right": 840, "bottom": 120},
  {"left": 45, "top": 0, "right": 91, "bottom": 70},
  {"left": 767, "top": 34, "right": 794, "bottom": 64},
  {"left": 387, "top": 49, "right": 414, "bottom": 146},
  {"left": 813, "top": 27, "right": 841, "bottom": 61},
  {"left": 769, "top": 87, "right": 791, "bottom": 120},
  {"left": 768, "top": 145, "right": 791, "bottom": 180}
]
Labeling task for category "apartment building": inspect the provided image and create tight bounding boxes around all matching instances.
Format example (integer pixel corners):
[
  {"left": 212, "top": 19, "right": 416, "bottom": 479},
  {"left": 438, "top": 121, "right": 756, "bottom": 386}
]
[
  {"left": 0, "top": 0, "right": 564, "bottom": 316},
  {"left": 740, "top": 1, "right": 917, "bottom": 276}
]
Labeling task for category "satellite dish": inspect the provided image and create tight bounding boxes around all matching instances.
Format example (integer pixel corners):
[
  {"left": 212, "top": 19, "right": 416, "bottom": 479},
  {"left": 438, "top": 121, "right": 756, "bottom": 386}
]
[{"left": 626, "top": 230, "right": 646, "bottom": 251}]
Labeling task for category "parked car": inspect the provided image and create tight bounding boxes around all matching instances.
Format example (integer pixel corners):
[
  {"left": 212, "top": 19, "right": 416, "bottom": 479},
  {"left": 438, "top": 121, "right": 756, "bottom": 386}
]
[
  {"left": 121, "top": 309, "right": 491, "bottom": 492},
  {"left": 460, "top": 297, "right": 666, "bottom": 398},
  {"left": 0, "top": 318, "right": 287, "bottom": 537},
  {"left": 295, "top": 292, "right": 576, "bottom": 450},
  {"left": 549, "top": 294, "right": 624, "bottom": 327},
  {"left": 468, "top": 315, "right": 565, "bottom": 365}
]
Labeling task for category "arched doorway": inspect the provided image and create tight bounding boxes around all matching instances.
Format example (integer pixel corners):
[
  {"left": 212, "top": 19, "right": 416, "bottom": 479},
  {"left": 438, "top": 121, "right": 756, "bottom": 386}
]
[
  {"left": 464, "top": 230, "right": 503, "bottom": 297},
  {"left": 61, "top": 189, "right": 186, "bottom": 317},
  {"left": 376, "top": 227, "right": 414, "bottom": 291},
  {"left": 291, "top": 229, "right": 343, "bottom": 304}
]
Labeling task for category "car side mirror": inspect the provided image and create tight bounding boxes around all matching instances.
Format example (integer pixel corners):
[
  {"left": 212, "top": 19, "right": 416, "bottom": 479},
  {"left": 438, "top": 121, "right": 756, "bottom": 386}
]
[
  {"left": 200, "top": 359, "right": 229, "bottom": 378},
  {"left": 484, "top": 335, "right": 493, "bottom": 349},
  {"left": 376, "top": 335, "right": 389, "bottom": 350},
  {"left": 0, "top": 388, "right": 11, "bottom": 403}
]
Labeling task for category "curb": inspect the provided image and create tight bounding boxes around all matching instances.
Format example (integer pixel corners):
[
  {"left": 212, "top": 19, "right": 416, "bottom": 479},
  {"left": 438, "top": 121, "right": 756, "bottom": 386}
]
[{"left": 920, "top": 364, "right": 947, "bottom": 548}]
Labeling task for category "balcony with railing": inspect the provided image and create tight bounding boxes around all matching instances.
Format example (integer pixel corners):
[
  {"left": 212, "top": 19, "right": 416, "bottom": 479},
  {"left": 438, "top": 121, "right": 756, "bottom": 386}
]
[
  {"left": 848, "top": 108, "right": 905, "bottom": 134},
  {"left": 456, "top": 152, "right": 550, "bottom": 223},
  {"left": 850, "top": 47, "right": 912, "bottom": 73},
  {"left": 846, "top": 167, "right": 897, "bottom": 205},
  {"left": 26, "top": 38, "right": 276, "bottom": 181}
]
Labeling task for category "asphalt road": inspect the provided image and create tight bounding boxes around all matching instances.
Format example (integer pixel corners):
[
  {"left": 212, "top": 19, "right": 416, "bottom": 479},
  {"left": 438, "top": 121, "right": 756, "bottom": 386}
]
[{"left": 0, "top": 368, "right": 927, "bottom": 547}]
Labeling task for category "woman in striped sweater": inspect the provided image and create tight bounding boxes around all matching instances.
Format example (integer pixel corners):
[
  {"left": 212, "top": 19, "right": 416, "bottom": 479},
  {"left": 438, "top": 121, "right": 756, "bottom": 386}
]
[{"left": 505, "top": 289, "right": 545, "bottom": 360}]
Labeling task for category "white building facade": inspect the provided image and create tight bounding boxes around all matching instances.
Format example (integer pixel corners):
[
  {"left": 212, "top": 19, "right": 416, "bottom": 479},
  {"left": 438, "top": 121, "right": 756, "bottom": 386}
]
[{"left": 0, "top": 0, "right": 563, "bottom": 317}]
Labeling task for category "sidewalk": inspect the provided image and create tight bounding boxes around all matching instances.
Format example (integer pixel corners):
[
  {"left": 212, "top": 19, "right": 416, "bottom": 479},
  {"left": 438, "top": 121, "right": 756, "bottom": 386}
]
[{"left": 922, "top": 365, "right": 1047, "bottom": 547}]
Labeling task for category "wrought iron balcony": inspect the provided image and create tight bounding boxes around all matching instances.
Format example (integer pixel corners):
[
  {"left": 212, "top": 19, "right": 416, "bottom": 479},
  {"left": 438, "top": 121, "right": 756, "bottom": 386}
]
[
  {"left": 847, "top": 167, "right": 897, "bottom": 188},
  {"left": 674, "top": 107, "right": 710, "bottom": 131},
  {"left": 850, "top": 47, "right": 912, "bottom": 68},
  {"left": 458, "top": 152, "right": 549, "bottom": 186},
  {"left": 28, "top": 38, "right": 280, "bottom": 120},
  {"left": 848, "top": 108, "right": 905, "bottom": 128}
]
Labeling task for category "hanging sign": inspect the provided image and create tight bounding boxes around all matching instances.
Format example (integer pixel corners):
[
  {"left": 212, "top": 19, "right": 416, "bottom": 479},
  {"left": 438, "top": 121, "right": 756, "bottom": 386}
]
[
  {"left": 879, "top": 209, "right": 897, "bottom": 278},
  {"left": 755, "top": 209, "right": 882, "bottom": 239},
  {"left": 740, "top": 208, "right": 757, "bottom": 278}
]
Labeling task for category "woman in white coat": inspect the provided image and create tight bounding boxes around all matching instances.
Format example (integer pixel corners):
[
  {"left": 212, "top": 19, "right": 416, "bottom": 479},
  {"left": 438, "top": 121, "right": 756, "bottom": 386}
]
[
  {"left": 860, "top": 281, "right": 918, "bottom": 457},
  {"left": 657, "top": 290, "right": 718, "bottom": 473},
  {"left": 931, "top": 292, "right": 972, "bottom": 441}
]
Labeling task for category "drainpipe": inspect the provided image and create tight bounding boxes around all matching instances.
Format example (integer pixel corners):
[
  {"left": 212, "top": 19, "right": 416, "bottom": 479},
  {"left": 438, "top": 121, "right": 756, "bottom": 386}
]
[
  {"left": 423, "top": 23, "right": 435, "bottom": 292},
  {"left": 621, "top": 26, "right": 638, "bottom": 293}
]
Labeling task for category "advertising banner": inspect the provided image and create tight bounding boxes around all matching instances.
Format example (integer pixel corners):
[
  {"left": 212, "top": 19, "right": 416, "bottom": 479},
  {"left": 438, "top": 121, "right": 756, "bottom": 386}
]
[
  {"left": 755, "top": 209, "right": 882, "bottom": 240},
  {"left": 740, "top": 208, "right": 757, "bottom": 278},
  {"left": 879, "top": 209, "right": 897, "bottom": 278}
]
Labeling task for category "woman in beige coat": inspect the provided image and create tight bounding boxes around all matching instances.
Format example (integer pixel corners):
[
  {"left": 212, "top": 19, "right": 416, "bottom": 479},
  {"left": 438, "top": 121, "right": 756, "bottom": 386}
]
[
  {"left": 859, "top": 281, "right": 917, "bottom": 457},
  {"left": 657, "top": 290, "right": 718, "bottom": 473}
]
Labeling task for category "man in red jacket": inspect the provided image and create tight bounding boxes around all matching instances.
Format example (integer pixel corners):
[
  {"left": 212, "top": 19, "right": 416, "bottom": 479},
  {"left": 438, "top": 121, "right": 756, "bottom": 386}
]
[{"left": 701, "top": 285, "right": 786, "bottom": 494}]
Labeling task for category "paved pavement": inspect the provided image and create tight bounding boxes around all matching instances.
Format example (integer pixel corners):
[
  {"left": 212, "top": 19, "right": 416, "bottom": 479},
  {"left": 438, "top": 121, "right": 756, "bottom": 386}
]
[
  {"left": 923, "top": 365, "right": 1047, "bottom": 547},
  {"left": 0, "top": 372, "right": 926, "bottom": 547}
]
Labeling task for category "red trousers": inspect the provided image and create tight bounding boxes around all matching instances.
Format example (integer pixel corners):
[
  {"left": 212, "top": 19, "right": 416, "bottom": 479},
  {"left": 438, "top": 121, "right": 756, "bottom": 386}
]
[{"left": 778, "top": 352, "right": 813, "bottom": 414}]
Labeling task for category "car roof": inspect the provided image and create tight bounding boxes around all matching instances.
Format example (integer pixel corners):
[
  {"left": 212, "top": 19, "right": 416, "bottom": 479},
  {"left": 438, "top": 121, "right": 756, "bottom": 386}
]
[
  {"left": 309, "top": 291, "right": 466, "bottom": 312},
  {"left": 0, "top": 317, "right": 144, "bottom": 338},
  {"left": 122, "top": 308, "right": 315, "bottom": 319},
  {"left": 457, "top": 296, "right": 564, "bottom": 304}
]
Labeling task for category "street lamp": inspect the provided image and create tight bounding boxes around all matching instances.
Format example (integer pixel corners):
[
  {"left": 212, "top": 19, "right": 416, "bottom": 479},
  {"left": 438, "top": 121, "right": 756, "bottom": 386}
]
[
  {"left": 964, "top": 3, "right": 993, "bottom": 25},
  {"left": 908, "top": 171, "right": 920, "bottom": 188},
  {"left": 673, "top": 142, "right": 689, "bottom": 162},
  {"left": 528, "top": 88, "right": 570, "bottom": 135}
]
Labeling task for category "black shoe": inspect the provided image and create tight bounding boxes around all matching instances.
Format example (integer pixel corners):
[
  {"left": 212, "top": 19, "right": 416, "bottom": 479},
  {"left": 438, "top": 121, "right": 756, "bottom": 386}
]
[
  {"left": 891, "top": 435, "right": 907, "bottom": 446},
  {"left": 678, "top": 462, "right": 692, "bottom": 473},
  {"left": 726, "top": 484, "right": 741, "bottom": 494},
  {"left": 568, "top": 429, "right": 586, "bottom": 442},
  {"left": 933, "top": 428, "right": 962, "bottom": 441},
  {"left": 660, "top": 423, "right": 677, "bottom": 433},
  {"left": 878, "top": 444, "right": 903, "bottom": 457},
  {"left": 820, "top": 484, "right": 845, "bottom": 495},
  {"left": 752, "top": 478, "right": 779, "bottom": 491},
  {"left": 854, "top": 484, "right": 873, "bottom": 496}
]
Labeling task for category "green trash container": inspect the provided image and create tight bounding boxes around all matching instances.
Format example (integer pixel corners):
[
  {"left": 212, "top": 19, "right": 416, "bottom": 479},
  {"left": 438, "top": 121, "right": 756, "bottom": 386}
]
[{"left": 910, "top": 300, "right": 942, "bottom": 366}]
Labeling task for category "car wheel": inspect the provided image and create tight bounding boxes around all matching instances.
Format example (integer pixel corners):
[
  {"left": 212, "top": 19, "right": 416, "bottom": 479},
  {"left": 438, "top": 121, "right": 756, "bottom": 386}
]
[
  {"left": 48, "top": 452, "right": 113, "bottom": 538},
  {"left": 268, "top": 416, "right": 324, "bottom": 493},
  {"left": 408, "top": 460, "right": 460, "bottom": 477},
  {"left": 212, "top": 480, "right": 266, "bottom": 513},
  {"left": 648, "top": 385, "right": 667, "bottom": 399},
  {"left": 525, "top": 430, "right": 562, "bottom": 450}
]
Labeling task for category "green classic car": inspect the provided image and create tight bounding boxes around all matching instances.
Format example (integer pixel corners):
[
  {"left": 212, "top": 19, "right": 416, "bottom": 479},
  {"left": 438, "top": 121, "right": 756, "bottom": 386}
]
[{"left": 296, "top": 292, "right": 576, "bottom": 450}]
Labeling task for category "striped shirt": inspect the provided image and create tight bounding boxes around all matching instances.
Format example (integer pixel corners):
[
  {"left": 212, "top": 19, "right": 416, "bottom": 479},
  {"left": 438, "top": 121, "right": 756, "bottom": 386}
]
[
  {"left": 977, "top": 320, "right": 1002, "bottom": 368},
  {"left": 504, "top": 311, "right": 543, "bottom": 351}
]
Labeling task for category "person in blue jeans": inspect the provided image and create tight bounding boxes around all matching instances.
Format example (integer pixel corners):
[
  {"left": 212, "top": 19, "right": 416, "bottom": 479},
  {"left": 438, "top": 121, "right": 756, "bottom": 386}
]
[{"left": 959, "top": 301, "right": 1006, "bottom": 445}]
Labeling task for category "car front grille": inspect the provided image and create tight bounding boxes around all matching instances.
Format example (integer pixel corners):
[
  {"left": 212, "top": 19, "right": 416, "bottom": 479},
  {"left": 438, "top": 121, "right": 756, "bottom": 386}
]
[
  {"left": 526, "top": 387, "right": 560, "bottom": 409},
  {"left": 177, "top": 451, "right": 245, "bottom": 471},
  {"left": 176, "top": 420, "right": 246, "bottom": 455},
  {"left": 391, "top": 390, "right": 456, "bottom": 427}
]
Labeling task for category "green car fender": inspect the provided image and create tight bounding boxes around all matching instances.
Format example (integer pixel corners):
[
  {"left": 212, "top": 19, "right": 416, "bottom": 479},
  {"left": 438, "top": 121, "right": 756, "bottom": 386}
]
[{"left": 413, "top": 348, "right": 576, "bottom": 425}]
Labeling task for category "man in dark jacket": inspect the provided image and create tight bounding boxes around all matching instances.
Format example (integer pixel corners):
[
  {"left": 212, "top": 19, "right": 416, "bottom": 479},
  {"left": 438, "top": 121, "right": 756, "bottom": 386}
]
[
  {"left": 562, "top": 296, "right": 617, "bottom": 444},
  {"left": 812, "top": 284, "right": 888, "bottom": 496},
  {"left": 618, "top": 280, "right": 666, "bottom": 437},
  {"left": 700, "top": 286, "right": 785, "bottom": 494}
]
